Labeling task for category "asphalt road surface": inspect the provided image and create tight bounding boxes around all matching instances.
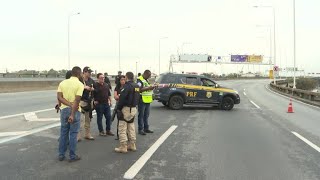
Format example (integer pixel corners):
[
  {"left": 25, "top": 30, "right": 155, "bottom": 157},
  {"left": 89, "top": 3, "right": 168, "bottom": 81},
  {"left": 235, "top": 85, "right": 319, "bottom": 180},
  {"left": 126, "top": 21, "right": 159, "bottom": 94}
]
[{"left": 0, "top": 79, "right": 320, "bottom": 180}]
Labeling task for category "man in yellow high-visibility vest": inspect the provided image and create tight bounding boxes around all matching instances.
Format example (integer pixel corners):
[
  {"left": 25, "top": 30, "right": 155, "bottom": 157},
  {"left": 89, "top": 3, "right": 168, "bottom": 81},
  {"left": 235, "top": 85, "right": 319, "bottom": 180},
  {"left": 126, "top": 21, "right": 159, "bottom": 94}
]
[{"left": 137, "top": 70, "right": 156, "bottom": 135}]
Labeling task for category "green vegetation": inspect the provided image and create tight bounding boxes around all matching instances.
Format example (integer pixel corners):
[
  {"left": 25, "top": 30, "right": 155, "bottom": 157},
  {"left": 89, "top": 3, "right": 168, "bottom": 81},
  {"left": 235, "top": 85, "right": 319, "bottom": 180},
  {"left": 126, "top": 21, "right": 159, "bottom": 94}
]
[{"left": 296, "top": 78, "right": 319, "bottom": 90}]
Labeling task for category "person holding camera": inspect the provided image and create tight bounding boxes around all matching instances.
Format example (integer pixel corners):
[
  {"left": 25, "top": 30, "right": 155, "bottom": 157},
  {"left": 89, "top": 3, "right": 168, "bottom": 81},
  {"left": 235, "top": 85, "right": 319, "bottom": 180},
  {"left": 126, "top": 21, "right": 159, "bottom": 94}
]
[
  {"left": 115, "top": 72, "right": 140, "bottom": 153},
  {"left": 78, "top": 66, "right": 95, "bottom": 141}
]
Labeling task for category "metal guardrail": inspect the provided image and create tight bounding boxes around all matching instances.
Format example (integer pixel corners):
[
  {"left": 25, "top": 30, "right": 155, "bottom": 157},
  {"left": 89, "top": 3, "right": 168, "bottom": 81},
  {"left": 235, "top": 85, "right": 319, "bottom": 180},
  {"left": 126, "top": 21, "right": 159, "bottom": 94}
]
[{"left": 270, "top": 80, "right": 320, "bottom": 105}]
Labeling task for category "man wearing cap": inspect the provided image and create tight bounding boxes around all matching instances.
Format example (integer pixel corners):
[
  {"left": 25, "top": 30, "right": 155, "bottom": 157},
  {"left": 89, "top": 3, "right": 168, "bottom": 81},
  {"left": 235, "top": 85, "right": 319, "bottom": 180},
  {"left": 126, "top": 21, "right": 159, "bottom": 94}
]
[
  {"left": 115, "top": 71, "right": 122, "bottom": 87},
  {"left": 104, "top": 72, "right": 112, "bottom": 90},
  {"left": 78, "top": 66, "right": 95, "bottom": 141}
]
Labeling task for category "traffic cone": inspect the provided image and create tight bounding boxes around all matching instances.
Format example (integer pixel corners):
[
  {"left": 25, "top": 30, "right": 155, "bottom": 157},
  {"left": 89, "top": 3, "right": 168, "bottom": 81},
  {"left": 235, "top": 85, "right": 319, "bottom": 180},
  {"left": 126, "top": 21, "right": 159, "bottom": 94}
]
[{"left": 287, "top": 99, "right": 294, "bottom": 113}]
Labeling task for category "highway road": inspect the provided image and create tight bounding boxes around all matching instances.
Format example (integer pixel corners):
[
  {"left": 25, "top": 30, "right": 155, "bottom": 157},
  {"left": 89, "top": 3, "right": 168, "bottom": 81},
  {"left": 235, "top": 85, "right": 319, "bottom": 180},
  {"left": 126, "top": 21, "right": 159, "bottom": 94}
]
[{"left": 0, "top": 79, "right": 320, "bottom": 180}]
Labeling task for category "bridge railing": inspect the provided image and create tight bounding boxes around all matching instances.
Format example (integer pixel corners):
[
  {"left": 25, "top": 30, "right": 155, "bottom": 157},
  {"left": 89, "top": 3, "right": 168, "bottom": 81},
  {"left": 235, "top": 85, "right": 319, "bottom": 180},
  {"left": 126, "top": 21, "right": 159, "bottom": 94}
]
[{"left": 270, "top": 80, "right": 320, "bottom": 106}]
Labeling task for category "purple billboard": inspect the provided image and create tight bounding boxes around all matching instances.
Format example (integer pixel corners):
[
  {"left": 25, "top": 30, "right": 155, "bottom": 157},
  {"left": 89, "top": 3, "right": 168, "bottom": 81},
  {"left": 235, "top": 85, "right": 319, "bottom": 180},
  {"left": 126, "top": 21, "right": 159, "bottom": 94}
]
[{"left": 231, "top": 55, "right": 248, "bottom": 62}]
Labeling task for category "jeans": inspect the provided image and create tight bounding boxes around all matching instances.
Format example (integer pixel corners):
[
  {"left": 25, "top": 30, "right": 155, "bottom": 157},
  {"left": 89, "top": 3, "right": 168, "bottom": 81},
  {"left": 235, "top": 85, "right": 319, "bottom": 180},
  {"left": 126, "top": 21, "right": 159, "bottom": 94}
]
[
  {"left": 58, "top": 107, "right": 80, "bottom": 160},
  {"left": 138, "top": 100, "right": 150, "bottom": 131},
  {"left": 96, "top": 103, "right": 112, "bottom": 132}
]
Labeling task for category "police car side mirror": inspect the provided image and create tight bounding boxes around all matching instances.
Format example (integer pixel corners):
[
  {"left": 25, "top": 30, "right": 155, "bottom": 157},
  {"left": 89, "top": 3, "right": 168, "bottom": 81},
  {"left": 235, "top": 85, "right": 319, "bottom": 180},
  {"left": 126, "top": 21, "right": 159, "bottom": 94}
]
[{"left": 215, "top": 84, "right": 219, "bottom": 88}]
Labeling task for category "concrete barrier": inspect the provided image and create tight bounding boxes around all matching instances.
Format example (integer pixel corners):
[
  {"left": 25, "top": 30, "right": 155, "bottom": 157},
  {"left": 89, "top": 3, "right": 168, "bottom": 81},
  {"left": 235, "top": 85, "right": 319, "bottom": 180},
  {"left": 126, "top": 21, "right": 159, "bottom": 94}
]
[{"left": 269, "top": 81, "right": 320, "bottom": 107}]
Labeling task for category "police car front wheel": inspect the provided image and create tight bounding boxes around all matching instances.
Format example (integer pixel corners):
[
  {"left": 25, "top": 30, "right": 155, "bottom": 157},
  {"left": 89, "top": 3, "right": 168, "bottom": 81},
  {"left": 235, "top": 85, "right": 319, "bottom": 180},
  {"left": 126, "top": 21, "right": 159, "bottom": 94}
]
[
  {"left": 162, "top": 101, "right": 168, "bottom": 106},
  {"left": 169, "top": 95, "right": 184, "bottom": 110},
  {"left": 220, "top": 97, "right": 234, "bottom": 110}
]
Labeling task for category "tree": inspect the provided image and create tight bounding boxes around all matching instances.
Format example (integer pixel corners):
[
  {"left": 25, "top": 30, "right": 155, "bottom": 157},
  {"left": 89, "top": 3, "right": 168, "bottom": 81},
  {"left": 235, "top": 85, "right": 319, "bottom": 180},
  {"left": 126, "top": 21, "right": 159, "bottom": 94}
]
[{"left": 296, "top": 78, "right": 318, "bottom": 90}]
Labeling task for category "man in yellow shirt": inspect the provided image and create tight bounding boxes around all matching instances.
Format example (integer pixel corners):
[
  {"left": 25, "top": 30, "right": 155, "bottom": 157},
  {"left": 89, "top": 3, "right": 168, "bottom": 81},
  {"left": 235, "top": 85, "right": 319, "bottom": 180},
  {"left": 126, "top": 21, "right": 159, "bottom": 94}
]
[{"left": 57, "top": 66, "right": 84, "bottom": 162}]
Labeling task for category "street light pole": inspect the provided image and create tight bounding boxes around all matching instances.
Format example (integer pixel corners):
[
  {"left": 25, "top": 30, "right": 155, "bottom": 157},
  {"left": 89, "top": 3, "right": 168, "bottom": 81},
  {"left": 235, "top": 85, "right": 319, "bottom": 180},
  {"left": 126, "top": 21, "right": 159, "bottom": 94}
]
[
  {"left": 254, "top": 5, "right": 276, "bottom": 84},
  {"left": 256, "top": 25, "right": 272, "bottom": 71},
  {"left": 118, "top": 26, "right": 130, "bottom": 71},
  {"left": 158, "top": 37, "right": 168, "bottom": 75},
  {"left": 67, "top": 12, "right": 80, "bottom": 70},
  {"left": 293, "top": 0, "right": 297, "bottom": 88}
]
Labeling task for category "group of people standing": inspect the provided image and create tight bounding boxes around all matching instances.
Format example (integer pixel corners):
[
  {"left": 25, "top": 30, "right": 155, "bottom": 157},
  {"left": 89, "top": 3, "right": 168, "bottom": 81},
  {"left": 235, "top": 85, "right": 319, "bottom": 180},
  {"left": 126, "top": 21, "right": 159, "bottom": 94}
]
[{"left": 56, "top": 66, "right": 156, "bottom": 162}]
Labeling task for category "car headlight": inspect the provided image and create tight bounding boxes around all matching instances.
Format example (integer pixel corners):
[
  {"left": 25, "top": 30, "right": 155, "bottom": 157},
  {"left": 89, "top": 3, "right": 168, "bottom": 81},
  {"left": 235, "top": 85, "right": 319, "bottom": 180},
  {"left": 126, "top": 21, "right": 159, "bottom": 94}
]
[{"left": 234, "top": 90, "right": 239, "bottom": 94}]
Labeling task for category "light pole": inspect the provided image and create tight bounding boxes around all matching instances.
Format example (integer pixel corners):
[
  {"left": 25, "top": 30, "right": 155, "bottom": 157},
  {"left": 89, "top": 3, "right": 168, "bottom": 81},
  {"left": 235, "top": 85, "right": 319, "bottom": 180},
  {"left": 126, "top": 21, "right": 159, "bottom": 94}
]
[
  {"left": 254, "top": 5, "right": 276, "bottom": 84},
  {"left": 136, "top": 61, "right": 138, "bottom": 77},
  {"left": 293, "top": 0, "right": 297, "bottom": 88},
  {"left": 68, "top": 12, "right": 80, "bottom": 69},
  {"left": 181, "top": 42, "right": 191, "bottom": 54},
  {"left": 158, "top": 37, "right": 168, "bottom": 75},
  {"left": 256, "top": 25, "right": 272, "bottom": 72},
  {"left": 118, "top": 26, "right": 130, "bottom": 71}
]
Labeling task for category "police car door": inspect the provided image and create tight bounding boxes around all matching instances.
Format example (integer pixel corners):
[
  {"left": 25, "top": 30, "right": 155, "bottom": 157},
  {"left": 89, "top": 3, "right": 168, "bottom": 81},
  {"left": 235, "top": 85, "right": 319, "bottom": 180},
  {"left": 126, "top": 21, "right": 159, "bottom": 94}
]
[
  {"left": 184, "top": 76, "right": 201, "bottom": 103},
  {"left": 200, "top": 78, "right": 220, "bottom": 104}
]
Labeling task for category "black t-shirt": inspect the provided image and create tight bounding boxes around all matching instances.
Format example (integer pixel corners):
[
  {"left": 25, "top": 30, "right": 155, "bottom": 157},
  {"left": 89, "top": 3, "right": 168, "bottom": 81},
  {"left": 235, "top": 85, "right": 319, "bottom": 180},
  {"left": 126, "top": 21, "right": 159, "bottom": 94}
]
[
  {"left": 104, "top": 76, "right": 112, "bottom": 89},
  {"left": 81, "top": 77, "right": 95, "bottom": 101},
  {"left": 114, "top": 85, "right": 124, "bottom": 95},
  {"left": 93, "top": 82, "right": 111, "bottom": 104}
]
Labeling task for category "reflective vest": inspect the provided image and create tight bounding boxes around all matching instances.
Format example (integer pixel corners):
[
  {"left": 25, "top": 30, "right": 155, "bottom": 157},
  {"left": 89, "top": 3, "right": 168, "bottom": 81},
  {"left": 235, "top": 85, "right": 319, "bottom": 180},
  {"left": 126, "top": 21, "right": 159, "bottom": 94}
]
[{"left": 138, "top": 76, "right": 153, "bottom": 103}]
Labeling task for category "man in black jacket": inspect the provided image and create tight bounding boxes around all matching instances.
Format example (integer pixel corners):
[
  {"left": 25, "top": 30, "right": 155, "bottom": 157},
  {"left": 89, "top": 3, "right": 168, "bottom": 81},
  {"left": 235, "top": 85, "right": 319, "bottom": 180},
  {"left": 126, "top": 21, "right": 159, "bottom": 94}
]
[
  {"left": 104, "top": 72, "right": 112, "bottom": 90},
  {"left": 78, "top": 66, "right": 95, "bottom": 141},
  {"left": 115, "top": 72, "right": 140, "bottom": 153}
]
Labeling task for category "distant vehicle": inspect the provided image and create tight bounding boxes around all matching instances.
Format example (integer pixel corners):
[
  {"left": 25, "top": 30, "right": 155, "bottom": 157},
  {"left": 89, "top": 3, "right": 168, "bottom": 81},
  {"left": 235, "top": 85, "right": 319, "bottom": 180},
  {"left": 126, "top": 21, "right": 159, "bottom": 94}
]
[{"left": 153, "top": 73, "right": 240, "bottom": 110}]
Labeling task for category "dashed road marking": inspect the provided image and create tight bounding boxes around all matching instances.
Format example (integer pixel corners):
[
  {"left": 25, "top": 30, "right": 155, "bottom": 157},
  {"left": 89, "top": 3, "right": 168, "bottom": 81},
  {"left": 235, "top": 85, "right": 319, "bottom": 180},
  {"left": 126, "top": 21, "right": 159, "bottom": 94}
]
[
  {"left": 250, "top": 100, "right": 261, "bottom": 109},
  {"left": 292, "top": 131, "right": 320, "bottom": 153},
  {"left": 243, "top": 92, "right": 247, "bottom": 96},
  {"left": 0, "top": 108, "right": 54, "bottom": 120},
  {"left": 0, "top": 122, "right": 60, "bottom": 144},
  {"left": 124, "top": 125, "right": 178, "bottom": 179},
  {"left": 0, "top": 131, "right": 28, "bottom": 137},
  {"left": 24, "top": 112, "right": 59, "bottom": 122}
]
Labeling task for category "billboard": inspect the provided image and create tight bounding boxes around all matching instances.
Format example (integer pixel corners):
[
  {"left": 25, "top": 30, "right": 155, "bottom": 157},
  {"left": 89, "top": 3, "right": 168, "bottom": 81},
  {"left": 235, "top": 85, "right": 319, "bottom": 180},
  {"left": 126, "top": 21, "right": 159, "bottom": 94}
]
[
  {"left": 231, "top": 55, "right": 248, "bottom": 62},
  {"left": 247, "top": 55, "right": 263, "bottom": 63},
  {"left": 179, "top": 54, "right": 211, "bottom": 62}
]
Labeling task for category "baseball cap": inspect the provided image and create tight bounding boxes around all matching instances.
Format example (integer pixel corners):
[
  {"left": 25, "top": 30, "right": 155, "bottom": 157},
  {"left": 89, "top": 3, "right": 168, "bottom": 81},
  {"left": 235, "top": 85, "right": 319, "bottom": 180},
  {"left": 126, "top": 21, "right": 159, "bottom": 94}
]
[{"left": 83, "top": 66, "right": 93, "bottom": 73}]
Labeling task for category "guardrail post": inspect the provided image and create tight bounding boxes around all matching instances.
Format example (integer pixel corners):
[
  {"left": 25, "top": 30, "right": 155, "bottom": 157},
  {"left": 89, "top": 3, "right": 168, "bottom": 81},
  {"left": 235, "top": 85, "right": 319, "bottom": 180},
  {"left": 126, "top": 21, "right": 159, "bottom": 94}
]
[{"left": 310, "top": 95, "right": 314, "bottom": 101}]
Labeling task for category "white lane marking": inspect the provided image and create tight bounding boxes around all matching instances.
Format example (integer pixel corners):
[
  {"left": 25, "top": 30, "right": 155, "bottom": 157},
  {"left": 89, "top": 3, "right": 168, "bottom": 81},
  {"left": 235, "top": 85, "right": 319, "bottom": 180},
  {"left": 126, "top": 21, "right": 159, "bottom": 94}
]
[
  {"left": 292, "top": 131, "right": 320, "bottom": 153},
  {"left": 0, "top": 109, "right": 109, "bottom": 144},
  {"left": 250, "top": 100, "right": 261, "bottom": 109},
  {"left": 244, "top": 89, "right": 246, "bottom": 92},
  {"left": 123, "top": 125, "right": 178, "bottom": 180},
  {"left": 243, "top": 92, "right": 247, "bottom": 96},
  {"left": 0, "top": 122, "right": 60, "bottom": 144},
  {"left": 265, "top": 85, "right": 320, "bottom": 110},
  {"left": 24, "top": 112, "right": 59, "bottom": 122},
  {"left": 0, "top": 131, "right": 28, "bottom": 137},
  {"left": 0, "top": 108, "right": 54, "bottom": 120}
]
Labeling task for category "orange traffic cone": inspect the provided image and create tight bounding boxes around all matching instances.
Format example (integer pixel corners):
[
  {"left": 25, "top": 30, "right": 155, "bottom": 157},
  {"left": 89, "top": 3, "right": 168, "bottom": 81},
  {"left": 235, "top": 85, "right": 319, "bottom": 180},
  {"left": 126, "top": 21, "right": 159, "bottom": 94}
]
[{"left": 287, "top": 99, "right": 294, "bottom": 113}]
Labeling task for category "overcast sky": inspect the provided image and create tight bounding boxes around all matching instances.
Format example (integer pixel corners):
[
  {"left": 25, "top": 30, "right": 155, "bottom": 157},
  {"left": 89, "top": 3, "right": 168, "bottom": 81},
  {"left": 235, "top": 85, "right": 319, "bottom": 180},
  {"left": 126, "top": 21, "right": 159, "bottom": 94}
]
[{"left": 0, "top": 0, "right": 319, "bottom": 75}]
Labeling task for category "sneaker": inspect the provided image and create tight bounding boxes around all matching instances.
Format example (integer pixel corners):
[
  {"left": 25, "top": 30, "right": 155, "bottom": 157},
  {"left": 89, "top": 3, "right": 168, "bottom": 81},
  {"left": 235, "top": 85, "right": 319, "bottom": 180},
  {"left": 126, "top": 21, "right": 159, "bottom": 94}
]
[
  {"left": 138, "top": 130, "right": 146, "bottom": 135},
  {"left": 58, "top": 156, "right": 65, "bottom": 161},
  {"left": 85, "top": 136, "right": 95, "bottom": 140},
  {"left": 69, "top": 155, "right": 81, "bottom": 163},
  {"left": 106, "top": 131, "right": 115, "bottom": 136},
  {"left": 99, "top": 131, "right": 106, "bottom": 136},
  {"left": 144, "top": 129, "right": 154, "bottom": 133}
]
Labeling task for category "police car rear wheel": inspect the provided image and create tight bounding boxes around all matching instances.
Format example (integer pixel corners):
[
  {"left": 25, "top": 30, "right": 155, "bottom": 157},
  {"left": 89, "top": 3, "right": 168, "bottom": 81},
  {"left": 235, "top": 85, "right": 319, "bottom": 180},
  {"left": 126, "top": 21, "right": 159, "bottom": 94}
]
[
  {"left": 169, "top": 95, "right": 184, "bottom": 110},
  {"left": 221, "top": 97, "right": 234, "bottom": 110}
]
